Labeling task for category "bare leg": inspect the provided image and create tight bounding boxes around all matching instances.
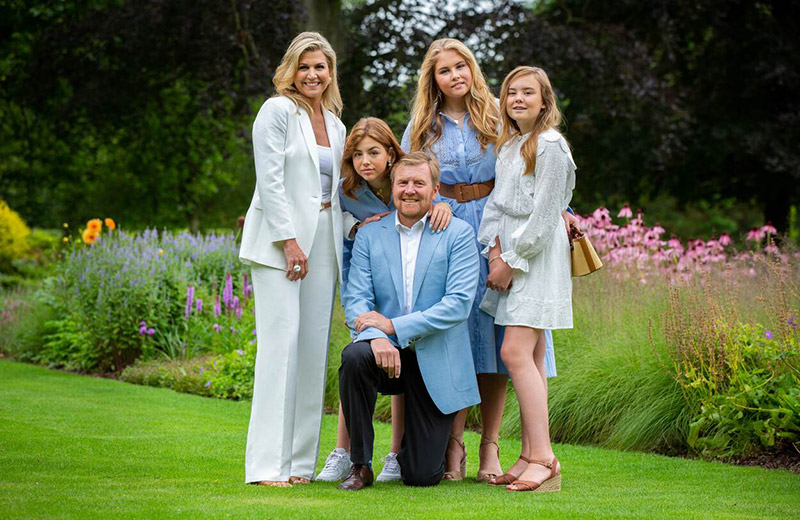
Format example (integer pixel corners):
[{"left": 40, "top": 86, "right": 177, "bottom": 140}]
[
  {"left": 390, "top": 394, "right": 405, "bottom": 453},
  {"left": 336, "top": 402, "right": 350, "bottom": 451},
  {"left": 444, "top": 408, "right": 468, "bottom": 478},
  {"left": 501, "top": 326, "right": 557, "bottom": 488},
  {"left": 477, "top": 373, "right": 506, "bottom": 477}
]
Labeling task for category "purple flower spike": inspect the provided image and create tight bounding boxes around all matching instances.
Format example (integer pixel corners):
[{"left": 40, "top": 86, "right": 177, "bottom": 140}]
[
  {"left": 139, "top": 326, "right": 147, "bottom": 335},
  {"left": 140, "top": 320, "right": 146, "bottom": 327},
  {"left": 765, "top": 330, "right": 773, "bottom": 340},
  {"left": 204, "top": 381, "right": 211, "bottom": 388},
  {"left": 237, "top": 349, "right": 244, "bottom": 356},
  {"left": 252, "top": 328, "right": 257, "bottom": 336},
  {"left": 185, "top": 285, "right": 195, "bottom": 319},
  {"left": 214, "top": 295, "right": 221, "bottom": 318},
  {"left": 212, "top": 323, "right": 221, "bottom": 333},
  {"left": 147, "top": 328, "right": 155, "bottom": 336},
  {"left": 196, "top": 299, "right": 203, "bottom": 314},
  {"left": 223, "top": 273, "right": 234, "bottom": 310}
]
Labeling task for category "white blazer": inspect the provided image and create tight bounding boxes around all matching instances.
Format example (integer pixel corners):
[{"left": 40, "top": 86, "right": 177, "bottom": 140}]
[{"left": 239, "top": 95, "right": 346, "bottom": 281}]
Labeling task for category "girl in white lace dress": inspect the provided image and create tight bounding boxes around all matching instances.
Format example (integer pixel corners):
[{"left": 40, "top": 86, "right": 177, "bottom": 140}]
[{"left": 477, "top": 66, "right": 575, "bottom": 492}]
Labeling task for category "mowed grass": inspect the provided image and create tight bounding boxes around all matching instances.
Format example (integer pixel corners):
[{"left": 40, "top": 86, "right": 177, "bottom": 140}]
[{"left": 1, "top": 361, "right": 799, "bottom": 519}]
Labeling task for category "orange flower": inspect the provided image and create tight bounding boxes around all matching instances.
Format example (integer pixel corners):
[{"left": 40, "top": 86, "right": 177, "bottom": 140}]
[
  {"left": 82, "top": 228, "right": 100, "bottom": 245},
  {"left": 86, "top": 218, "right": 102, "bottom": 232},
  {"left": 104, "top": 217, "right": 116, "bottom": 230}
]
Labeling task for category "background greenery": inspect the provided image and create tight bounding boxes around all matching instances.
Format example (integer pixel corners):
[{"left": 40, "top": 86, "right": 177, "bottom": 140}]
[{"left": 2, "top": 0, "right": 799, "bottom": 237}]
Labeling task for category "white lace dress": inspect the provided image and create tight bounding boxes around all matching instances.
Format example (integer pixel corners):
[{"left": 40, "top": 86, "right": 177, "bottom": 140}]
[{"left": 477, "top": 128, "right": 576, "bottom": 329}]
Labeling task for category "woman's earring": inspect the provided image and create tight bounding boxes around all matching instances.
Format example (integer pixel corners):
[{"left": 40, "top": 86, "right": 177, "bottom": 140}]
[{"left": 387, "top": 161, "right": 393, "bottom": 169}]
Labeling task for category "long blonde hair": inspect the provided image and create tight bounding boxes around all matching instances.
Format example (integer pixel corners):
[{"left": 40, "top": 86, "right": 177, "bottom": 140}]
[
  {"left": 341, "top": 118, "right": 406, "bottom": 199},
  {"left": 496, "top": 66, "right": 563, "bottom": 175},
  {"left": 272, "top": 32, "right": 343, "bottom": 117},
  {"left": 407, "top": 38, "right": 499, "bottom": 152}
]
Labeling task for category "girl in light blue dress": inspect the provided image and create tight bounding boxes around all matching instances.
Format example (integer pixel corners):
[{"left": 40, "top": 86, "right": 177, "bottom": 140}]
[{"left": 402, "top": 38, "right": 573, "bottom": 481}]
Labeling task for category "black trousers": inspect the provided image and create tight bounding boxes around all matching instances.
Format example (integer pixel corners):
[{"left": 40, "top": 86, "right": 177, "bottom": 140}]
[{"left": 338, "top": 341, "right": 456, "bottom": 486}]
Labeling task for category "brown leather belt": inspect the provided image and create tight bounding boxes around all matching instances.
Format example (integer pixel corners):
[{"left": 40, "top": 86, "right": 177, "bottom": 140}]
[
  {"left": 438, "top": 180, "right": 494, "bottom": 203},
  {"left": 320, "top": 201, "right": 332, "bottom": 211}
]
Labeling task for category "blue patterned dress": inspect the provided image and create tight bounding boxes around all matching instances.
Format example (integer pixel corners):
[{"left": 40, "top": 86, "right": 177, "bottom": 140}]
[{"left": 402, "top": 113, "right": 557, "bottom": 377}]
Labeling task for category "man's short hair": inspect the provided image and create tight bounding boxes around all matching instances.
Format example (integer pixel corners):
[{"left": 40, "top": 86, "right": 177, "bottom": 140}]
[{"left": 390, "top": 151, "right": 441, "bottom": 186}]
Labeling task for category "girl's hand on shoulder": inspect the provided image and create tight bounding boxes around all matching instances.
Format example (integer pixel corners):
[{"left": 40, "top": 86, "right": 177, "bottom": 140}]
[
  {"left": 362, "top": 211, "right": 391, "bottom": 226},
  {"left": 429, "top": 202, "right": 452, "bottom": 233},
  {"left": 486, "top": 258, "right": 514, "bottom": 292}
]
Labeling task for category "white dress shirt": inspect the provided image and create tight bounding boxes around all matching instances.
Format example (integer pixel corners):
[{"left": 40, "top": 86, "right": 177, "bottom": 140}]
[{"left": 395, "top": 213, "right": 428, "bottom": 315}]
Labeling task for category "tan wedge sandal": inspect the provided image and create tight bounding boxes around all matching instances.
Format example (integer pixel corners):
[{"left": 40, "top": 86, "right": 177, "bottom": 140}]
[
  {"left": 507, "top": 456, "right": 561, "bottom": 493},
  {"left": 476, "top": 437, "right": 502, "bottom": 483},
  {"left": 487, "top": 455, "right": 532, "bottom": 486},
  {"left": 442, "top": 435, "right": 467, "bottom": 480}
]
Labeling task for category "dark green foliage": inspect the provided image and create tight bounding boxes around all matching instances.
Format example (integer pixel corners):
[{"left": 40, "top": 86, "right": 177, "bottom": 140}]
[{"left": 1, "top": 0, "right": 304, "bottom": 230}]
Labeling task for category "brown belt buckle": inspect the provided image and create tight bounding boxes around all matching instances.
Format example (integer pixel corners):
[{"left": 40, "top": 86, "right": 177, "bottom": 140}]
[{"left": 454, "top": 183, "right": 476, "bottom": 203}]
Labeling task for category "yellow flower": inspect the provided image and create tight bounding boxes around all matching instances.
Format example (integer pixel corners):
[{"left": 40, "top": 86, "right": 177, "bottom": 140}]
[
  {"left": 86, "top": 218, "right": 102, "bottom": 232},
  {"left": 82, "top": 228, "right": 100, "bottom": 245},
  {"left": 104, "top": 217, "right": 116, "bottom": 230},
  {"left": 62, "top": 237, "right": 69, "bottom": 243},
  {"left": 63, "top": 222, "right": 69, "bottom": 228}
]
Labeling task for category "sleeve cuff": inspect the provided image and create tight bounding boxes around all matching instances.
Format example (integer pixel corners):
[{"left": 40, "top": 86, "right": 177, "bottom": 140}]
[{"left": 501, "top": 250, "right": 529, "bottom": 272}]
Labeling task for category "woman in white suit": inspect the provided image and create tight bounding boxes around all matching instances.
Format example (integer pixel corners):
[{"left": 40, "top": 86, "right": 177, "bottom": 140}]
[{"left": 239, "top": 32, "right": 346, "bottom": 487}]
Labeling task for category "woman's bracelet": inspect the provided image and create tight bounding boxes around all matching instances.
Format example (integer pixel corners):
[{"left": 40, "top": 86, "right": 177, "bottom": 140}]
[{"left": 488, "top": 255, "right": 502, "bottom": 264}]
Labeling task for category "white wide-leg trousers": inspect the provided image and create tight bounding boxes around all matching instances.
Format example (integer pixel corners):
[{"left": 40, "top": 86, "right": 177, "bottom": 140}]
[{"left": 245, "top": 209, "right": 337, "bottom": 483}]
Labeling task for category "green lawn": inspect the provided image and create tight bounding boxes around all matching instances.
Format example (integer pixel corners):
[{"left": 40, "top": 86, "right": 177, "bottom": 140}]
[{"left": 1, "top": 361, "right": 799, "bottom": 519}]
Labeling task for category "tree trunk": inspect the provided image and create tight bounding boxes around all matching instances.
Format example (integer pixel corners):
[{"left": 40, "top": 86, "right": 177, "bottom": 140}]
[{"left": 301, "top": 0, "right": 344, "bottom": 56}]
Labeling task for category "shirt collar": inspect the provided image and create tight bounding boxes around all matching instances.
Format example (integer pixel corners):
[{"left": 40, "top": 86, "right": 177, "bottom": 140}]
[{"left": 395, "top": 212, "right": 428, "bottom": 234}]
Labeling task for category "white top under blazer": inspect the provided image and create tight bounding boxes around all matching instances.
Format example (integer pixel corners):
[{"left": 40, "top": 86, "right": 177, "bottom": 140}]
[{"left": 239, "top": 95, "right": 348, "bottom": 281}]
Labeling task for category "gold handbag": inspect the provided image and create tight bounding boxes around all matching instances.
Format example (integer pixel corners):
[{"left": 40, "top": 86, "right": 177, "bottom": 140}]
[{"left": 570, "top": 228, "right": 603, "bottom": 277}]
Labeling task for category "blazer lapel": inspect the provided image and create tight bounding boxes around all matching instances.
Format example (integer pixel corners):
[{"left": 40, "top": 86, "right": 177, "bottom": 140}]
[
  {"left": 379, "top": 214, "right": 404, "bottom": 306},
  {"left": 411, "top": 225, "right": 445, "bottom": 308},
  {"left": 298, "top": 107, "right": 320, "bottom": 173}
]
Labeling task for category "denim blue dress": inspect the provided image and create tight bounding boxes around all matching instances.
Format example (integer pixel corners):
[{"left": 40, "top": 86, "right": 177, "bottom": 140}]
[
  {"left": 402, "top": 113, "right": 557, "bottom": 377},
  {"left": 339, "top": 181, "right": 394, "bottom": 301}
]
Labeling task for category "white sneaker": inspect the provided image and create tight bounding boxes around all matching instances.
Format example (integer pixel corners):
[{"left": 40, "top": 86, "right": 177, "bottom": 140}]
[
  {"left": 376, "top": 452, "right": 402, "bottom": 482},
  {"left": 315, "top": 448, "right": 352, "bottom": 481}
]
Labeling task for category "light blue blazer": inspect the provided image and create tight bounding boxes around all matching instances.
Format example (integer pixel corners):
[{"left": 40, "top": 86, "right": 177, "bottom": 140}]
[{"left": 343, "top": 212, "right": 481, "bottom": 415}]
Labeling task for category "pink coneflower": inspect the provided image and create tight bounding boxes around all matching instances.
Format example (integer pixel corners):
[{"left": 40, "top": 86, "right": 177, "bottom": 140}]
[
  {"left": 617, "top": 205, "right": 633, "bottom": 219},
  {"left": 718, "top": 233, "right": 731, "bottom": 246}
]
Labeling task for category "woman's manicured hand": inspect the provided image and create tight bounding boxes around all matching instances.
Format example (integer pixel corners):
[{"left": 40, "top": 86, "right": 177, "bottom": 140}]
[
  {"left": 487, "top": 258, "right": 514, "bottom": 292},
  {"left": 429, "top": 202, "right": 452, "bottom": 232},
  {"left": 282, "top": 238, "right": 307, "bottom": 281}
]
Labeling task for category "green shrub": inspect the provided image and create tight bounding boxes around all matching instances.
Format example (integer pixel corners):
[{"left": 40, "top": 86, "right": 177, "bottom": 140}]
[
  {"left": 0, "top": 200, "right": 31, "bottom": 272},
  {"left": 33, "top": 228, "right": 250, "bottom": 372}
]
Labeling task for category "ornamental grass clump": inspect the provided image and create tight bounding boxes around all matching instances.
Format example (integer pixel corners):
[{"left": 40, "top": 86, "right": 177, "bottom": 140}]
[{"left": 656, "top": 258, "right": 800, "bottom": 459}]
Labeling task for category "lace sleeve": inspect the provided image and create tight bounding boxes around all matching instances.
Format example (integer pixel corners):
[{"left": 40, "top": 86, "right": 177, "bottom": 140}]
[{"left": 510, "top": 140, "right": 574, "bottom": 260}]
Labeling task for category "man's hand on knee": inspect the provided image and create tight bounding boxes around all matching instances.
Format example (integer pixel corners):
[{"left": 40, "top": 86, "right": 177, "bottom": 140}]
[
  {"left": 370, "top": 338, "right": 401, "bottom": 378},
  {"left": 354, "top": 311, "right": 396, "bottom": 335}
]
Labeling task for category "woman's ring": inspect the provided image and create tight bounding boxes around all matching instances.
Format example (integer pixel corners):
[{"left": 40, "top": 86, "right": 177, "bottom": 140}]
[{"left": 292, "top": 265, "right": 302, "bottom": 273}]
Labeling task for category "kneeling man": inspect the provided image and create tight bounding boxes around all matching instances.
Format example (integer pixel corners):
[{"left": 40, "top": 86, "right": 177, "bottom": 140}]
[{"left": 338, "top": 152, "right": 481, "bottom": 490}]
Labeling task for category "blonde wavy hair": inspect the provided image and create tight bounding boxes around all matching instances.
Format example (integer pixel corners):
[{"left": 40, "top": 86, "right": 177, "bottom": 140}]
[
  {"left": 341, "top": 118, "right": 406, "bottom": 200},
  {"left": 496, "top": 66, "right": 563, "bottom": 175},
  {"left": 272, "top": 32, "right": 343, "bottom": 117},
  {"left": 407, "top": 38, "right": 499, "bottom": 152}
]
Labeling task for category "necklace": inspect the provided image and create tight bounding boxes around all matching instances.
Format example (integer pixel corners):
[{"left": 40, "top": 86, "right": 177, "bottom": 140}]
[
  {"left": 370, "top": 183, "right": 391, "bottom": 204},
  {"left": 442, "top": 109, "right": 468, "bottom": 125}
]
